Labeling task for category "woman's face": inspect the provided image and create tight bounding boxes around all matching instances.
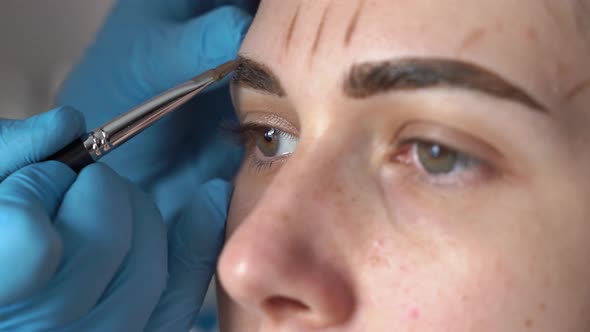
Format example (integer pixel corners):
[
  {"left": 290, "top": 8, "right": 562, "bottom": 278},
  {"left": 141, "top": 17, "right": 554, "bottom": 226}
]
[{"left": 216, "top": 0, "right": 590, "bottom": 331}]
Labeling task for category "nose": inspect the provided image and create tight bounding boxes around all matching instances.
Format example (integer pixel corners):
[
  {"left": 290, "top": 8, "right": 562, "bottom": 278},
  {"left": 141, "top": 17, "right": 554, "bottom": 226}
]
[{"left": 217, "top": 146, "right": 358, "bottom": 328}]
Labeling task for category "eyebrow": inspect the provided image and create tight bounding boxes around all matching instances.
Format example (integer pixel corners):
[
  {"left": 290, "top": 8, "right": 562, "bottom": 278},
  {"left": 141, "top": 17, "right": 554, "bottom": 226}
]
[
  {"left": 344, "top": 58, "right": 547, "bottom": 112},
  {"left": 232, "top": 56, "right": 547, "bottom": 112},
  {"left": 232, "top": 56, "right": 286, "bottom": 97}
]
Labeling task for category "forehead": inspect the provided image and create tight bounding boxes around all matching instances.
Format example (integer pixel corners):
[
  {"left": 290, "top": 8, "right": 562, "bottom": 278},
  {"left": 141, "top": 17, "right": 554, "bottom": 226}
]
[{"left": 241, "top": 0, "right": 588, "bottom": 108}]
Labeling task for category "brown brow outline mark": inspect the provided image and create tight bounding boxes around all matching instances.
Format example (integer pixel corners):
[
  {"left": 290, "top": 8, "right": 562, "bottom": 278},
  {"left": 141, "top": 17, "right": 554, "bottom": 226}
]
[
  {"left": 344, "top": 0, "right": 367, "bottom": 47},
  {"left": 457, "top": 27, "right": 486, "bottom": 55},
  {"left": 310, "top": 2, "right": 332, "bottom": 57},
  {"left": 564, "top": 78, "right": 590, "bottom": 102},
  {"left": 285, "top": 3, "right": 301, "bottom": 52}
]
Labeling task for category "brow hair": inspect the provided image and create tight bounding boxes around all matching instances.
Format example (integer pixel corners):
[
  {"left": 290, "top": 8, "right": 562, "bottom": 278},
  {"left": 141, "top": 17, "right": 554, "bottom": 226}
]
[
  {"left": 344, "top": 58, "right": 547, "bottom": 112},
  {"left": 232, "top": 56, "right": 286, "bottom": 97}
]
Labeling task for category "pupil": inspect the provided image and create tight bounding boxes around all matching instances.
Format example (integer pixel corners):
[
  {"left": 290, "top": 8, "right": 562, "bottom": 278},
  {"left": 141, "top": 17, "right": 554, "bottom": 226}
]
[{"left": 264, "top": 129, "right": 275, "bottom": 142}]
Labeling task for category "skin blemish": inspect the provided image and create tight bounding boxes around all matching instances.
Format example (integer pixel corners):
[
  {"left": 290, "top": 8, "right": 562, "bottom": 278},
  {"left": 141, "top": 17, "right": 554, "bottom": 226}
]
[
  {"left": 368, "top": 239, "right": 389, "bottom": 268},
  {"left": 409, "top": 307, "right": 420, "bottom": 319},
  {"left": 526, "top": 28, "right": 539, "bottom": 43},
  {"left": 526, "top": 26, "right": 539, "bottom": 43},
  {"left": 525, "top": 318, "right": 534, "bottom": 328},
  {"left": 344, "top": 0, "right": 367, "bottom": 47},
  {"left": 457, "top": 27, "right": 486, "bottom": 55}
]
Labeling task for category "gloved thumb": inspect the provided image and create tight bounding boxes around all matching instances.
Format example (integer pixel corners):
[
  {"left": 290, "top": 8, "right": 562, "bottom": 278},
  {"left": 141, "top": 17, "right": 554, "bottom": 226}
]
[
  {"left": 0, "top": 106, "right": 85, "bottom": 181},
  {"left": 0, "top": 161, "right": 76, "bottom": 306},
  {"left": 145, "top": 179, "right": 231, "bottom": 332}
]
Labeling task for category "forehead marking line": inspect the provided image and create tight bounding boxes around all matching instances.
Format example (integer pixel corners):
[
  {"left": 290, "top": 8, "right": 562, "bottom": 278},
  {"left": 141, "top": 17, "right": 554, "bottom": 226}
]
[
  {"left": 284, "top": 3, "right": 301, "bottom": 52},
  {"left": 564, "top": 78, "right": 590, "bottom": 102},
  {"left": 309, "top": 1, "right": 332, "bottom": 63},
  {"left": 344, "top": 0, "right": 367, "bottom": 47},
  {"left": 457, "top": 28, "right": 486, "bottom": 56},
  {"left": 574, "top": 0, "right": 590, "bottom": 36}
]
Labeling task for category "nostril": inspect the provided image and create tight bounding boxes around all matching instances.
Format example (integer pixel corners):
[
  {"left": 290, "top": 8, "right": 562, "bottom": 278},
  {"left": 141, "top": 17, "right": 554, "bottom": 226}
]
[{"left": 263, "top": 296, "right": 310, "bottom": 320}]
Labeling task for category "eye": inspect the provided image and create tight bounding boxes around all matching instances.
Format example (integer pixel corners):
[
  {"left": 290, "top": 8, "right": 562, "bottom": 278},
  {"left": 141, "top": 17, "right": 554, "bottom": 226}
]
[
  {"left": 254, "top": 127, "right": 298, "bottom": 158},
  {"left": 414, "top": 141, "right": 482, "bottom": 175},
  {"left": 226, "top": 122, "right": 299, "bottom": 172},
  {"left": 253, "top": 127, "right": 297, "bottom": 158},
  {"left": 394, "top": 140, "right": 488, "bottom": 184},
  {"left": 417, "top": 142, "right": 461, "bottom": 174}
]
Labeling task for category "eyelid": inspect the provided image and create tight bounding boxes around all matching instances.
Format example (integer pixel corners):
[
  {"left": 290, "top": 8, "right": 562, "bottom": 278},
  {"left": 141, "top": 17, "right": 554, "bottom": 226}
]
[
  {"left": 241, "top": 111, "right": 300, "bottom": 137},
  {"left": 395, "top": 121, "right": 504, "bottom": 166}
]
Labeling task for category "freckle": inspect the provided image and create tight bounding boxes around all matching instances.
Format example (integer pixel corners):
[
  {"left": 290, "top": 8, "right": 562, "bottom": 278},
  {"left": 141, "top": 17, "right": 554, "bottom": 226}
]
[
  {"left": 555, "top": 60, "right": 569, "bottom": 77},
  {"left": 409, "top": 307, "right": 420, "bottom": 319},
  {"left": 280, "top": 212, "right": 291, "bottom": 223},
  {"left": 525, "top": 318, "right": 534, "bottom": 328},
  {"left": 368, "top": 253, "right": 385, "bottom": 267},
  {"left": 538, "top": 302, "right": 546, "bottom": 311}
]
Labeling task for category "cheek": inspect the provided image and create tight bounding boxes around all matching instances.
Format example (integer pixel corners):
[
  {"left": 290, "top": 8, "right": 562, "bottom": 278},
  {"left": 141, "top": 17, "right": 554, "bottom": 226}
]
[
  {"left": 354, "top": 213, "right": 590, "bottom": 332},
  {"left": 357, "top": 235, "right": 530, "bottom": 330}
]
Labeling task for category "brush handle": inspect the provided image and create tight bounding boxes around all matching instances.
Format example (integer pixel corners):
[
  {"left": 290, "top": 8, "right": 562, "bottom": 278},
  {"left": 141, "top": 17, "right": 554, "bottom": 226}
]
[{"left": 46, "top": 137, "right": 95, "bottom": 173}]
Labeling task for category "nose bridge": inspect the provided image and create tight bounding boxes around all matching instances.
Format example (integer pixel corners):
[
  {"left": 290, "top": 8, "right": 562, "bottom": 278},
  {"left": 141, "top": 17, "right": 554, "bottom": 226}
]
[
  {"left": 218, "top": 130, "right": 360, "bottom": 327},
  {"left": 267, "top": 131, "right": 359, "bottom": 222},
  {"left": 245, "top": 113, "right": 376, "bottom": 249}
]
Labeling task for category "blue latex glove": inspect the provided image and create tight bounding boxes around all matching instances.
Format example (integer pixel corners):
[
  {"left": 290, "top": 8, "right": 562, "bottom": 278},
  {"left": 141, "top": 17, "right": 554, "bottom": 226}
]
[
  {"left": 0, "top": 107, "right": 231, "bottom": 331},
  {"left": 58, "top": 0, "right": 256, "bottom": 222},
  {"left": 57, "top": 1, "right": 257, "bottom": 329}
]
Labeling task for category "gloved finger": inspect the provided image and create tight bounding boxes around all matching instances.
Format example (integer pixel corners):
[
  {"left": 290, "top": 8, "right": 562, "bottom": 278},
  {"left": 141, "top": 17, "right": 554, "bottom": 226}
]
[
  {"left": 0, "top": 164, "right": 135, "bottom": 330},
  {"left": 65, "top": 5, "right": 252, "bottom": 178},
  {"left": 111, "top": 0, "right": 259, "bottom": 22},
  {"left": 127, "top": 5, "right": 252, "bottom": 101},
  {"left": 61, "top": 178, "right": 168, "bottom": 332},
  {"left": 0, "top": 106, "right": 85, "bottom": 181},
  {"left": 58, "top": 5, "right": 250, "bottom": 156},
  {"left": 145, "top": 179, "right": 231, "bottom": 332},
  {"left": 0, "top": 161, "right": 74, "bottom": 306}
]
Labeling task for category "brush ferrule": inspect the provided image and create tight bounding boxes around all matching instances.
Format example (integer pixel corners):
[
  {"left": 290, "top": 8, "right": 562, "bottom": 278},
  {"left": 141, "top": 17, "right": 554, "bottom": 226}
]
[{"left": 82, "top": 130, "right": 112, "bottom": 160}]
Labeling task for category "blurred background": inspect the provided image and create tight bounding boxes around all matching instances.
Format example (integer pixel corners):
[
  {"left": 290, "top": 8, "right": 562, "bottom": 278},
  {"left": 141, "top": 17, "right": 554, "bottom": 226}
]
[
  {"left": 0, "top": 1, "right": 114, "bottom": 119},
  {"left": 0, "top": 1, "right": 220, "bottom": 331}
]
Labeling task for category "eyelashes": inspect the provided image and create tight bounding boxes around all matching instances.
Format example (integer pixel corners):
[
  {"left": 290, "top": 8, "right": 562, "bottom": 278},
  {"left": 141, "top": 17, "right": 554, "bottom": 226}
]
[{"left": 223, "top": 122, "right": 299, "bottom": 172}]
